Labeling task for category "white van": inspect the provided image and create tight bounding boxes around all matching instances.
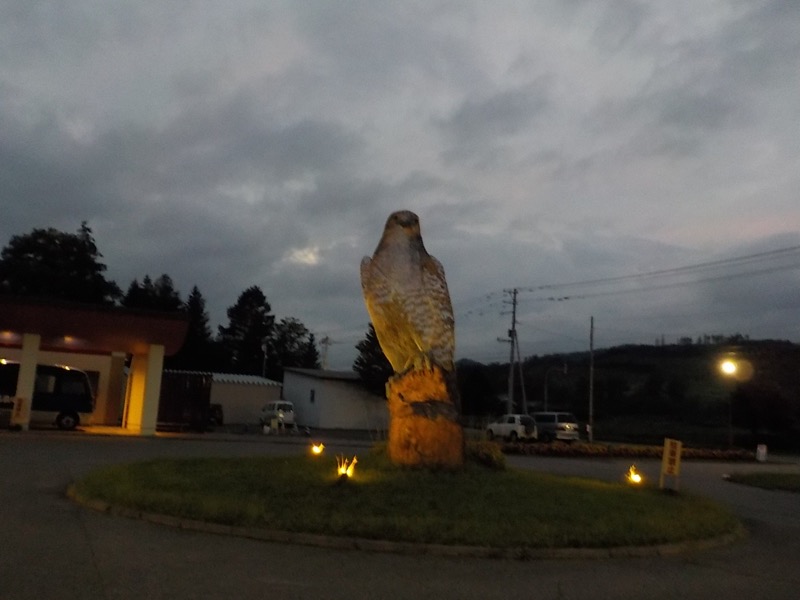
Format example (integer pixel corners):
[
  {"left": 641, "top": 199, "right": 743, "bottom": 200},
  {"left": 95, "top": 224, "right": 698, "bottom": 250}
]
[
  {"left": 0, "top": 361, "right": 95, "bottom": 430},
  {"left": 259, "top": 401, "right": 295, "bottom": 428},
  {"left": 531, "top": 412, "right": 580, "bottom": 443}
]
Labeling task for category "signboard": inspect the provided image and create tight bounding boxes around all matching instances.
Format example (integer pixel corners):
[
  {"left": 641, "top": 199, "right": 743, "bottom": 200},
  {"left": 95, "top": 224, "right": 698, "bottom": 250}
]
[{"left": 659, "top": 438, "right": 683, "bottom": 490}]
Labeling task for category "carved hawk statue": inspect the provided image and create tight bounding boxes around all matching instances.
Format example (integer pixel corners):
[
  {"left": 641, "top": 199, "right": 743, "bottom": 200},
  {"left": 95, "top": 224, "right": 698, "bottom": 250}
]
[{"left": 360, "top": 210, "right": 455, "bottom": 374}]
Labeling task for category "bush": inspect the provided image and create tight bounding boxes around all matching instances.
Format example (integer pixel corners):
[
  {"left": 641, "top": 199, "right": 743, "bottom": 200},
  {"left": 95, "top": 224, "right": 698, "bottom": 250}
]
[{"left": 465, "top": 440, "right": 506, "bottom": 470}]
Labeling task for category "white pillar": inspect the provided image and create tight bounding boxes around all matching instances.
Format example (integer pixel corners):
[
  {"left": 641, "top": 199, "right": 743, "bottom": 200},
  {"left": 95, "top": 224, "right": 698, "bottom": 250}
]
[
  {"left": 13, "top": 333, "right": 41, "bottom": 430},
  {"left": 123, "top": 344, "right": 164, "bottom": 436}
]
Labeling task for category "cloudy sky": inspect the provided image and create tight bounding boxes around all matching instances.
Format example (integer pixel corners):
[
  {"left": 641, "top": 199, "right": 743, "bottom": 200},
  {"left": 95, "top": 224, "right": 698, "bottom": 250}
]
[{"left": 2, "top": 1, "right": 799, "bottom": 369}]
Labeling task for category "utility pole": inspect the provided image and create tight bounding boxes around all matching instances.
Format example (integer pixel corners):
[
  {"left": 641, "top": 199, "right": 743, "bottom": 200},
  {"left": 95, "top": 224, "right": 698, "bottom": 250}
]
[
  {"left": 319, "top": 336, "right": 332, "bottom": 370},
  {"left": 499, "top": 288, "right": 518, "bottom": 414},
  {"left": 588, "top": 316, "right": 595, "bottom": 442},
  {"left": 515, "top": 332, "right": 527, "bottom": 414}
]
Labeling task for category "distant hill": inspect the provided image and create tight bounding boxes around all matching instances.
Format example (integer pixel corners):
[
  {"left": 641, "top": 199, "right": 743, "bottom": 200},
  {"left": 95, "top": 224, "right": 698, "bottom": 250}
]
[{"left": 458, "top": 338, "right": 800, "bottom": 450}]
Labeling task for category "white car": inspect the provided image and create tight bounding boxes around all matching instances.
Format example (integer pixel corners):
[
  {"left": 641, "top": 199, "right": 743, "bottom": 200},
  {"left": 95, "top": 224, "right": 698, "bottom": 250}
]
[{"left": 486, "top": 414, "right": 537, "bottom": 442}]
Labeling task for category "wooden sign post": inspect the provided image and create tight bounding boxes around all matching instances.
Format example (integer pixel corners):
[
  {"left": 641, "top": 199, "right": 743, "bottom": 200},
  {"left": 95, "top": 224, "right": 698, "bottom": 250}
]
[{"left": 659, "top": 438, "right": 683, "bottom": 491}]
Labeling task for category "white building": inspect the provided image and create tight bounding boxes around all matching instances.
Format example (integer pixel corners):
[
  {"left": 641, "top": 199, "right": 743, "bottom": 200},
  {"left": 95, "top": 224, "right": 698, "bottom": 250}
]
[
  {"left": 209, "top": 372, "right": 282, "bottom": 425},
  {"left": 282, "top": 368, "right": 387, "bottom": 433},
  {"left": 161, "top": 370, "right": 282, "bottom": 428}
]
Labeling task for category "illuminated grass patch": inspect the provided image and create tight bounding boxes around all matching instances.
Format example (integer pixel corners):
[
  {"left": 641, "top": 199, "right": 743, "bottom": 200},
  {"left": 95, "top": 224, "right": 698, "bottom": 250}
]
[{"left": 72, "top": 452, "right": 740, "bottom": 549}]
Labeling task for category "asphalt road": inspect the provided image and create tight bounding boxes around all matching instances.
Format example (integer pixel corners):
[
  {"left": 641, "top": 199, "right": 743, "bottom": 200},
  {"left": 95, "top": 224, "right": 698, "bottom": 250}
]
[{"left": 1, "top": 430, "right": 798, "bottom": 600}]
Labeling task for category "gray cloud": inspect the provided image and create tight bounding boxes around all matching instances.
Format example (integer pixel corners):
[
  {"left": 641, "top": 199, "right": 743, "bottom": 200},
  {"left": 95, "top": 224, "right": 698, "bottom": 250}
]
[{"left": 1, "top": 0, "right": 799, "bottom": 369}]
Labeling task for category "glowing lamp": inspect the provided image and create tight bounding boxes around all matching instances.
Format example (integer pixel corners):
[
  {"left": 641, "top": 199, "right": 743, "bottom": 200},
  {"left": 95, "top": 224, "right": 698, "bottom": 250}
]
[
  {"left": 336, "top": 455, "right": 357, "bottom": 478},
  {"left": 626, "top": 465, "right": 643, "bottom": 485},
  {"left": 311, "top": 443, "right": 325, "bottom": 455},
  {"left": 720, "top": 360, "right": 737, "bottom": 376}
]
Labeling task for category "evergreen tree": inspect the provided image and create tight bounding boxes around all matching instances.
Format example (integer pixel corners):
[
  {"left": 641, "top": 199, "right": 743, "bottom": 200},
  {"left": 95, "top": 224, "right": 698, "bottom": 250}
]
[
  {"left": 218, "top": 286, "right": 274, "bottom": 374},
  {"left": 353, "top": 324, "right": 393, "bottom": 396},
  {"left": 168, "top": 286, "right": 219, "bottom": 371},
  {"left": 122, "top": 274, "right": 183, "bottom": 312},
  {"left": 301, "top": 333, "right": 321, "bottom": 370}
]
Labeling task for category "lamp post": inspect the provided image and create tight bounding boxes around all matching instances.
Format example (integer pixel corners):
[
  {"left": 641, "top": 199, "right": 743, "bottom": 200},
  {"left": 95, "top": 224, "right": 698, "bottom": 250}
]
[
  {"left": 720, "top": 359, "right": 737, "bottom": 448},
  {"left": 544, "top": 363, "right": 567, "bottom": 412}
]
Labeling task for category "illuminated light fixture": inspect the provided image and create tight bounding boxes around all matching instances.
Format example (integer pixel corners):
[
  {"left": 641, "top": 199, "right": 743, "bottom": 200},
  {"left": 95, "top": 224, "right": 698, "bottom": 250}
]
[
  {"left": 627, "top": 464, "right": 643, "bottom": 485},
  {"left": 60, "top": 335, "right": 87, "bottom": 347},
  {"left": 720, "top": 360, "right": 737, "bottom": 375},
  {"left": 311, "top": 442, "right": 325, "bottom": 455},
  {"left": 336, "top": 455, "right": 357, "bottom": 478}
]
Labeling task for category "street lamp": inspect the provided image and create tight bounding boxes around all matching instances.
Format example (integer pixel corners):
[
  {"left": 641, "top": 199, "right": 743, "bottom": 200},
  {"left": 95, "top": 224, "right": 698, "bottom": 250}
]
[
  {"left": 719, "top": 359, "right": 737, "bottom": 448},
  {"left": 544, "top": 363, "right": 567, "bottom": 412},
  {"left": 720, "top": 360, "right": 737, "bottom": 376}
]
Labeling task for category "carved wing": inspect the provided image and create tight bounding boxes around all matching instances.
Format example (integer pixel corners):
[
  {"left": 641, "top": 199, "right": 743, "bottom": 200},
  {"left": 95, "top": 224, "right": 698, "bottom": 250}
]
[{"left": 420, "top": 254, "right": 455, "bottom": 371}]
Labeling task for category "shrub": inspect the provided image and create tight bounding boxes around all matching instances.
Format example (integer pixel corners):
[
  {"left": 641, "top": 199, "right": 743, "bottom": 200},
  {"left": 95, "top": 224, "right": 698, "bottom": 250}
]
[{"left": 465, "top": 440, "right": 506, "bottom": 470}]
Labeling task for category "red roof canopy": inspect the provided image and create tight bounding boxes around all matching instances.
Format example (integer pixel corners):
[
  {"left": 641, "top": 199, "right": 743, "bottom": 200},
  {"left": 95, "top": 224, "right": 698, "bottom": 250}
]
[{"left": 0, "top": 295, "right": 189, "bottom": 356}]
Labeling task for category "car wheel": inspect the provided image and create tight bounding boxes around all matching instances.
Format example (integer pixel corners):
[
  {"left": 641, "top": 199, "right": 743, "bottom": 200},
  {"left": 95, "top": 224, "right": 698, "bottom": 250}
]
[
  {"left": 540, "top": 432, "right": 553, "bottom": 443},
  {"left": 509, "top": 431, "right": 519, "bottom": 442},
  {"left": 486, "top": 429, "right": 494, "bottom": 441},
  {"left": 56, "top": 412, "right": 79, "bottom": 431}
]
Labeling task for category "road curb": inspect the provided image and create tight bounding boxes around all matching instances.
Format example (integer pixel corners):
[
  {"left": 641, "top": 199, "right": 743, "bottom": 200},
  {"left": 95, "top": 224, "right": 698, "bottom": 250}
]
[{"left": 65, "top": 484, "right": 746, "bottom": 560}]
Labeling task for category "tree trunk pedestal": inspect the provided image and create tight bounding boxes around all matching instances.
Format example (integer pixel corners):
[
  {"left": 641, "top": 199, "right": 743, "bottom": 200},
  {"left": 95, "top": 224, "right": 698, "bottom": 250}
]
[{"left": 386, "top": 366, "right": 464, "bottom": 469}]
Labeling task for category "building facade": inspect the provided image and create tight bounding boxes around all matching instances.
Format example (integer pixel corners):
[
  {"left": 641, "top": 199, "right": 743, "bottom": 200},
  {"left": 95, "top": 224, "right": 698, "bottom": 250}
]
[{"left": 282, "top": 368, "right": 387, "bottom": 433}]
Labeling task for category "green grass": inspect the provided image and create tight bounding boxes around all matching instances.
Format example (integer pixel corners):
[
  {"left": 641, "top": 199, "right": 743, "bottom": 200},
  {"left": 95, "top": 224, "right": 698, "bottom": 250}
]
[
  {"left": 72, "top": 450, "right": 741, "bottom": 549},
  {"left": 726, "top": 472, "right": 800, "bottom": 493}
]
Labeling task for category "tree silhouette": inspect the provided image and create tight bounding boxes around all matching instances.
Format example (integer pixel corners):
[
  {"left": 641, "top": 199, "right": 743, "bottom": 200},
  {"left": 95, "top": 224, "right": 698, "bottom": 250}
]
[
  {"left": 0, "top": 222, "right": 121, "bottom": 304},
  {"left": 218, "top": 286, "right": 275, "bottom": 375},
  {"left": 267, "top": 317, "right": 321, "bottom": 379},
  {"left": 122, "top": 274, "right": 183, "bottom": 312},
  {"left": 353, "top": 323, "right": 393, "bottom": 396},
  {"left": 167, "top": 286, "right": 221, "bottom": 371}
]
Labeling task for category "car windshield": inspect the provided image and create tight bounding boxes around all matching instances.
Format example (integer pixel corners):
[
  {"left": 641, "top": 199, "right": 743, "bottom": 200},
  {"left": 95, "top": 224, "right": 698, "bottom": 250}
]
[{"left": 558, "top": 413, "right": 578, "bottom": 423}]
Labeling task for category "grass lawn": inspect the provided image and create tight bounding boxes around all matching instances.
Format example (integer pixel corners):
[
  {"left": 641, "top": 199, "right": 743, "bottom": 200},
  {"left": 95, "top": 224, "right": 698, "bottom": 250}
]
[
  {"left": 72, "top": 448, "right": 741, "bottom": 549},
  {"left": 726, "top": 472, "right": 800, "bottom": 493}
]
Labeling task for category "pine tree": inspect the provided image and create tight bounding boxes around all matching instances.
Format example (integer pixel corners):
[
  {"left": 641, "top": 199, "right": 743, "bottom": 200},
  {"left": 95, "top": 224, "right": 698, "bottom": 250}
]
[
  {"left": 168, "top": 286, "right": 218, "bottom": 370},
  {"left": 218, "top": 286, "right": 275, "bottom": 374},
  {"left": 353, "top": 324, "right": 393, "bottom": 396},
  {"left": 122, "top": 274, "right": 183, "bottom": 312}
]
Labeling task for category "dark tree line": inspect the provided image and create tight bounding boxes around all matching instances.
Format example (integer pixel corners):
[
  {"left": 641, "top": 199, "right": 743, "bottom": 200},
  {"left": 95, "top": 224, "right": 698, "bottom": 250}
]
[
  {"left": 351, "top": 321, "right": 800, "bottom": 449},
  {"left": 0, "top": 223, "right": 319, "bottom": 379}
]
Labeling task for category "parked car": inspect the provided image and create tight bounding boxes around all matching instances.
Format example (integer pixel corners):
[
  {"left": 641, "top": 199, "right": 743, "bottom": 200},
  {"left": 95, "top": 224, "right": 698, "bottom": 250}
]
[
  {"left": 0, "top": 360, "right": 95, "bottom": 430},
  {"left": 259, "top": 400, "right": 295, "bottom": 428},
  {"left": 531, "top": 411, "right": 580, "bottom": 443},
  {"left": 486, "top": 414, "right": 537, "bottom": 442}
]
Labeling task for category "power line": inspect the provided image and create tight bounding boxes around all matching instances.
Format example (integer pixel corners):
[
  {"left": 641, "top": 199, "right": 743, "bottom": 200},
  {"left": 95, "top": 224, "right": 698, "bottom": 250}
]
[
  {"left": 518, "top": 244, "right": 800, "bottom": 294},
  {"left": 526, "top": 260, "right": 800, "bottom": 303},
  {"left": 453, "top": 243, "right": 800, "bottom": 323}
]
